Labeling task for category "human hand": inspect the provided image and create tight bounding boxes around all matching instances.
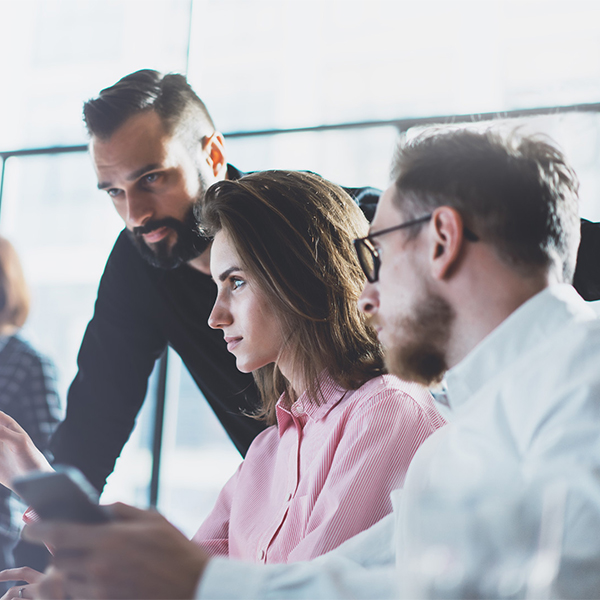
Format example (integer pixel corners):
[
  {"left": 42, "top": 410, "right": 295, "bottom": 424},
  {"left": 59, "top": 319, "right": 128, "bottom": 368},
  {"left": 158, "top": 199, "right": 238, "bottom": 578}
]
[
  {"left": 0, "top": 566, "right": 45, "bottom": 600},
  {"left": 31, "top": 567, "right": 67, "bottom": 600},
  {"left": 0, "top": 412, "right": 53, "bottom": 492},
  {"left": 24, "top": 502, "right": 211, "bottom": 600}
]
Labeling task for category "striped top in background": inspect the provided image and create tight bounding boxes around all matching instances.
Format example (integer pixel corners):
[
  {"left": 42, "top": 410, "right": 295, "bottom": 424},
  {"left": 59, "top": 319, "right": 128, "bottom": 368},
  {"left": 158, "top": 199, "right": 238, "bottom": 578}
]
[
  {"left": 0, "top": 335, "right": 61, "bottom": 542},
  {"left": 192, "top": 372, "right": 445, "bottom": 564}
]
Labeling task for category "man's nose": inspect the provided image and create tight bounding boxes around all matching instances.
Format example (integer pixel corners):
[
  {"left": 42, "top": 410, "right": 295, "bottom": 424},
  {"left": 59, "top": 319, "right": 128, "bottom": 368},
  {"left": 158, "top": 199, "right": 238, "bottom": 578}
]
[
  {"left": 125, "top": 191, "right": 154, "bottom": 227},
  {"left": 358, "top": 282, "right": 379, "bottom": 315}
]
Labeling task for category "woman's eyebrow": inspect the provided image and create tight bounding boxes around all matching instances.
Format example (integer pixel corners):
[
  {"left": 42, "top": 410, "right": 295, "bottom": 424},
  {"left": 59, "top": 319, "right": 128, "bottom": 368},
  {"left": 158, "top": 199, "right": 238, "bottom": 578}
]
[{"left": 217, "top": 266, "right": 243, "bottom": 282}]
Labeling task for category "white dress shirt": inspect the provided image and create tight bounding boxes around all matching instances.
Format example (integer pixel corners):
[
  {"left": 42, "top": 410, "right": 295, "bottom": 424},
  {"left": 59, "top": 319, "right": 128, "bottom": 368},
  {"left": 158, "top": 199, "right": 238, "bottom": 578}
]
[{"left": 198, "top": 284, "right": 600, "bottom": 599}]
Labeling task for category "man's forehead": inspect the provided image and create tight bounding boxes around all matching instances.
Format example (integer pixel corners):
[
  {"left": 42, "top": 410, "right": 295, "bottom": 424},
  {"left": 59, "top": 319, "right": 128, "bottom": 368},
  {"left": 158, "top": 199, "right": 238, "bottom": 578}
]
[
  {"left": 91, "top": 111, "right": 168, "bottom": 152},
  {"left": 371, "top": 185, "right": 402, "bottom": 233},
  {"left": 89, "top": 115, "right": 180, "bottom": 179}
]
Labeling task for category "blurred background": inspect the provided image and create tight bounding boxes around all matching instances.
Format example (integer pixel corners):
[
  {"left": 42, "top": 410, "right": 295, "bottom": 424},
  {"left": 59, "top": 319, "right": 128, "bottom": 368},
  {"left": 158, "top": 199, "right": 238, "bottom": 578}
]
[{"left": 0, "top": 0, "right": 599, "bottom": 536}]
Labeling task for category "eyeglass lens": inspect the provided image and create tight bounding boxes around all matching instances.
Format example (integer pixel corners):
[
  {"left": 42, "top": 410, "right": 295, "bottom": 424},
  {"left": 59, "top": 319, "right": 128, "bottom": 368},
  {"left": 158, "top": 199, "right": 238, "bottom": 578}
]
[{"left": 355, "top": 239, "right": 378, "bottom": 283}]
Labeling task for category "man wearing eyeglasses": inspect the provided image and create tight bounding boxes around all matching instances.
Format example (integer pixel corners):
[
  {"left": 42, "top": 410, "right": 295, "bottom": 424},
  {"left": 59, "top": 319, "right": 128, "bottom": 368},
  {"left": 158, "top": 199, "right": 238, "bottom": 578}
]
[{"left": 18, "top": 128, "right": 600, "bottom": 600}]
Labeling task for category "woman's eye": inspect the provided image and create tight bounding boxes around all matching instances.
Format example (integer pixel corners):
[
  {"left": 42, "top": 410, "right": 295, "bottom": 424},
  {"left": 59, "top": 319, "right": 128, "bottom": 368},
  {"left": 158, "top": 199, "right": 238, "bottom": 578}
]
[{"left": 231, "top": 278, "right": 245, "bottom": 291}]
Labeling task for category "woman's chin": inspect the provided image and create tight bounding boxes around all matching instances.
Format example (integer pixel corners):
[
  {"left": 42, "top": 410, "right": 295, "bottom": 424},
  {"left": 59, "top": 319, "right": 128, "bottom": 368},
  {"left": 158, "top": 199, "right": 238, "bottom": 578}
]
[
  {"left": 235, "top": 359, "right": 253, "bottom": 374},
  {"left": 235, "top": 357, "right": 270, "bottom": 374}
]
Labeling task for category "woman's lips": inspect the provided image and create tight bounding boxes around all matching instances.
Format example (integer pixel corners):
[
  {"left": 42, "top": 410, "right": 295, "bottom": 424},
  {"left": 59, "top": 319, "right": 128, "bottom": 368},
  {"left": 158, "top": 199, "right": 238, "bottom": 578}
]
[{"left": 224, "top": 337, "right": 242, "bottom": 352}]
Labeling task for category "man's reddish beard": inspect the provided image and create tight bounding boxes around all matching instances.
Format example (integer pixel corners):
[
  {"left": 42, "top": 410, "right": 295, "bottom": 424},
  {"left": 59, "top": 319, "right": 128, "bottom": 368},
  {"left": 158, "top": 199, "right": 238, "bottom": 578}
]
[{"left": 375, "top": 290, "right": 454, "bottom": 386}]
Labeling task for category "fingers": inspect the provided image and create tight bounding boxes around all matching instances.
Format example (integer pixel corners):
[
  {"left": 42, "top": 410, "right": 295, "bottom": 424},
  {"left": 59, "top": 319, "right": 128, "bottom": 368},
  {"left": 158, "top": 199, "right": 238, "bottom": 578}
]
[
  {"left": 40, "top": 566, "right": 95, "bottom": 600},
  {"left": 0, "top": 429, "right": 24, "bottom": 449},
  {"left": 0, "top": 412, "right": 25, "bottom": 434},
  {"left": 23, "top": 502, "right": 149, "bottom": 548},
  {"left": 105, "top": 502, "right": 149, "bottom": 521},
  {"left": 57, "top": 579, "right": 95, "bottom": 600},
  {"left": 1, "top": 584, "right": 35, "bottom": 600},
  {"left": 37, "top": 568, "right": 68, "bottom": 600},
  {"left": 24, "top": 508, "right": 208, "bottom": 600},
  {"left": 23, "top": 522, "right": 96, "bottom": 549},
  {"left": 3, "top": 568, "right": 69, "bottom": 600},
  {"left": 0, "top": 568, "right": 43, "bottom": 584}
]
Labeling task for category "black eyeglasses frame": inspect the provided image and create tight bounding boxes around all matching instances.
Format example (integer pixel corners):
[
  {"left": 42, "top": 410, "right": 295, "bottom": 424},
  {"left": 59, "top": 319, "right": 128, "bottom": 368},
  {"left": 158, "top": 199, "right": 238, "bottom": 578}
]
[{"left": 353, "top": 214, "right": 479, "bottom": 283}]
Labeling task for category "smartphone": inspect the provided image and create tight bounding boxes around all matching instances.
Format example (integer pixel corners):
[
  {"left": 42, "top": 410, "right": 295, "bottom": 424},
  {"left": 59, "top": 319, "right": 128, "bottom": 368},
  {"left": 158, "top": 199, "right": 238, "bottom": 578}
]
[{"left": 12, "top": 465, "right": 112, "bottom": 524}]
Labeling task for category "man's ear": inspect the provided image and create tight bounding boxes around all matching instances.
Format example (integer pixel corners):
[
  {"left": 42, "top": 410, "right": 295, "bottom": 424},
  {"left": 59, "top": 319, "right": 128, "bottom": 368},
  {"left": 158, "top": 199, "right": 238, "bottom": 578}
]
[
  {"left": 202, "top": 132, "right": 227, "bottom": 178},
  {"left": 429, "top": 206, "right": 468, "bottom": 280}
]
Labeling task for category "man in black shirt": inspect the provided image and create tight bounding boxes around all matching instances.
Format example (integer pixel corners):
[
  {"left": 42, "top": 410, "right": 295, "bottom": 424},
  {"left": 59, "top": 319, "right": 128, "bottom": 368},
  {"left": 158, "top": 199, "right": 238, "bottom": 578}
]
[{"left": 48, "top": 69, "right": 381, "bottom": 493}]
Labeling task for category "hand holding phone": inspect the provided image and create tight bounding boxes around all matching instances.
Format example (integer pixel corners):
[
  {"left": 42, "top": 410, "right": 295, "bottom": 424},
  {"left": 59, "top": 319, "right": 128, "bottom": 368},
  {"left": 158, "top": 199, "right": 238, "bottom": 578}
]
[{"left": 12, "top": 466, "right": 112, "bottom": 524}]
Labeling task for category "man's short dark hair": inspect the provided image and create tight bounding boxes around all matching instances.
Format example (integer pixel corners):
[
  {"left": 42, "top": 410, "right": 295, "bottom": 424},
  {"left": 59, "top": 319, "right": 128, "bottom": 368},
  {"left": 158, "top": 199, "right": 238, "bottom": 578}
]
[
  {"left": 391, "top": 127, "right": 581, "bottom": 282},
  {"left": 83, "top": 69, "right": 216, "bottom": 147}
]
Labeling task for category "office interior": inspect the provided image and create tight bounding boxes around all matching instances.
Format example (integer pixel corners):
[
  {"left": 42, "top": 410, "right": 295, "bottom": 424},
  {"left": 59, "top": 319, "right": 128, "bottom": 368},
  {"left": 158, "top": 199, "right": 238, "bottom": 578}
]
[{"left": 0, "top": 0, "right": 599, "bottom": 536}]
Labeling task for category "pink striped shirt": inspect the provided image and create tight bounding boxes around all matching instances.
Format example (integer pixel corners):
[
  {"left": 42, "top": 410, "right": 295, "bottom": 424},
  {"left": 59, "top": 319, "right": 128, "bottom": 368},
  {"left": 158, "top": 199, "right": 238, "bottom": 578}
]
[{"left": 192, "top": 373, "right": 445, "bottom": 564}]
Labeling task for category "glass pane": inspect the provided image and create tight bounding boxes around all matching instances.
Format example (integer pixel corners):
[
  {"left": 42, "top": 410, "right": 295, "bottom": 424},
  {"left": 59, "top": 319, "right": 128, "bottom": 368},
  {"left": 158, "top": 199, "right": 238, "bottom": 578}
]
[
  {"left": 0, "top": 151, "right": 156, "bottom": 505},
  {"left": 156, "top": 354, "right": 242, "bottom": 537},
  {"left": 0, "top": 0, "right": 192, "bottom": 149},
  {"left": 225, "top": 126, "right": 399, "bottom": 191},
  {"left": 188, "top": 0, "right": 600, "bottom": 132},
  {"left": 1, "top": 152, "right": 124, "bottom": 397}
]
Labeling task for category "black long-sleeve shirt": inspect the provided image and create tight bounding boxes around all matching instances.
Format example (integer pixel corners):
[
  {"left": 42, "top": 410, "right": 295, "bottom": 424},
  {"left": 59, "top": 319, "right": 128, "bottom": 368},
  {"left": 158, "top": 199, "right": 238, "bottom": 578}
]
[
  {"left": 574, "top": 219, "right": 600, "bottom": 301},
  {"left": 49, "top": 166, "right": 382, "bottom": 492}
]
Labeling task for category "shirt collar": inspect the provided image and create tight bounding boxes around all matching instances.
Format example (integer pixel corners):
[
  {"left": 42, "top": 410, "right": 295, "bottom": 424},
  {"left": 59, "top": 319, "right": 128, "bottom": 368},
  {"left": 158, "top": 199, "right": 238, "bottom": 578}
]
[
  {"left": 276, "top": 372, "right": 349, "bottom": 436},
  {"left": 443, "top": 284, "right": 596, "bottom": 412}
]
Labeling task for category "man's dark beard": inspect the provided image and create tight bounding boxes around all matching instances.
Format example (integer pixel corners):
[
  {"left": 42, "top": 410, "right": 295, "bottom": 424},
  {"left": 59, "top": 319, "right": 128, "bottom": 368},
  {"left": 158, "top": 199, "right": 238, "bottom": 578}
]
[
  {"left": 126, "top": 205, "right": 211, "bottom": 270},
  {"left": 385, "top": 291, "right": 455, "bottom": 386}
]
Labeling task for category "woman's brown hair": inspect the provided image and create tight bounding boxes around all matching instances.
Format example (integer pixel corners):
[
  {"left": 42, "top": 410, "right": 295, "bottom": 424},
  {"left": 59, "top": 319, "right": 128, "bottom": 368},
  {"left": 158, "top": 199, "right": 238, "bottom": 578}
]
[
  {"left": 0, "top": 237, "right": 30, "bottom": 334},
  {"left": 202, "top": 170, "right": 385, "bottom": 424}
]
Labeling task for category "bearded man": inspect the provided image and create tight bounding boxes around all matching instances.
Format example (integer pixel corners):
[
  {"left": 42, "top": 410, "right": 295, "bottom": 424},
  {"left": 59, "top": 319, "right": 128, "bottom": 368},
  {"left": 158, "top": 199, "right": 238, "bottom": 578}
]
[{"left": 47, "top": 70, "right": 381, "bottom": 494}]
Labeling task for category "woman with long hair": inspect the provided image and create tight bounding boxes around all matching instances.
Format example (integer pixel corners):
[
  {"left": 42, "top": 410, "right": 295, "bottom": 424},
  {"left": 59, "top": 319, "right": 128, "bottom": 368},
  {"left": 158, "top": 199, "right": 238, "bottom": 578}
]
[{"left": 192, "top": 170, "right": 444, "bottom": 563}]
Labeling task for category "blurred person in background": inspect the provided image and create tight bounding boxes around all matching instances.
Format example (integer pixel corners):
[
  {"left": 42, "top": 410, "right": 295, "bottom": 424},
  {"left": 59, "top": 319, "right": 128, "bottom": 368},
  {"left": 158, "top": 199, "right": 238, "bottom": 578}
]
[{"left": 0, "top": 237, "right": 61, "bottom": 591}]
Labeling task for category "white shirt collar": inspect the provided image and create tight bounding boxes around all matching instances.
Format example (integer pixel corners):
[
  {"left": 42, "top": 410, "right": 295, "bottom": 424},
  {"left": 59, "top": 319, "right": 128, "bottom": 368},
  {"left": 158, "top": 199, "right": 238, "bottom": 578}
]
[{"left": 443, "top": 284, "right": 596, "bottom": 412}]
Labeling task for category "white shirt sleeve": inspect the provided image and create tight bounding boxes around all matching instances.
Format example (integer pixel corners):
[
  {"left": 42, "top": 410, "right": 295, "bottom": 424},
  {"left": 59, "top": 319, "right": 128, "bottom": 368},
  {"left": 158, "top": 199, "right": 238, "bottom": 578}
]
[{"left": 196, "top": 513, "right": 399, "bottom": 600}]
